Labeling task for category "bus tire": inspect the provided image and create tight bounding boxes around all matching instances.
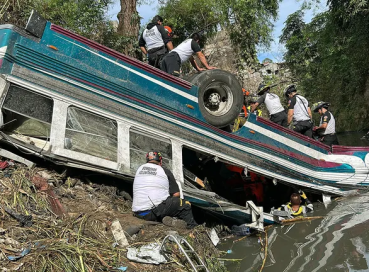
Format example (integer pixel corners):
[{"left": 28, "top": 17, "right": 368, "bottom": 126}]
[{"left": 189, "top": 69, "right": 243, "bottom": 128}]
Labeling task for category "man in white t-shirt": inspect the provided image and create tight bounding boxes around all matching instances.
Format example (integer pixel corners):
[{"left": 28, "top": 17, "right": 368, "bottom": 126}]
[
  {"left": 132, "top": 151, "right": 197, "bottom": 228},
  {"left": 160, "top": 33, "right": 216, "bottom": 76}
]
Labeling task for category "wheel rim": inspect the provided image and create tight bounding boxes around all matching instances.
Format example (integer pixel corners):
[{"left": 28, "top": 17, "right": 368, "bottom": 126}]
[{"left": 203, "top": 82, "right": 234, "bottom": 117}]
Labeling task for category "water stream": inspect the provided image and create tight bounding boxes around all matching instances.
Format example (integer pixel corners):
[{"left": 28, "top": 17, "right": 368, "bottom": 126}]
[{"left": 219, "top": 131, "right": 369, "bottom": 271}]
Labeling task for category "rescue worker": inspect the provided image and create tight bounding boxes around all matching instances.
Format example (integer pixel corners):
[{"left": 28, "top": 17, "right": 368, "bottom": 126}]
[
  {"left": 232, "top": 88, "right": 251, "bottom": 132},
  {"left": 279, "top": 191, "right": 313, "bottom": 217},
  {"left": 312, "top": 101, "right": 339, "bottom": 146},
  {"left": 247, "top": 96, "right": 262, "bottom": 117},
  {"left": 164, "top": 26, "right": 174, "bottom": 38},
  {"left": 284, "top": 84, "right": 313, "bottom": 137},
  {"left": 132, "top": 151, "right": 197, "bottom": 228},
  {"left": 160, "top": 33, "right": 216, "bottom": 76},
  {"left": 250, "top": 84, "right": 287, "bottom": 127},
  {"left": 139, "top": 15, "right": 174, "bottom": 69}
]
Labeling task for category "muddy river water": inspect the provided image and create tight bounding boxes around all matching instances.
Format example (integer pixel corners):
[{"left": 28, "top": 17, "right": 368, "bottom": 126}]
[{"left": 219, "top": 132, "right": 369, "bottom": 271}]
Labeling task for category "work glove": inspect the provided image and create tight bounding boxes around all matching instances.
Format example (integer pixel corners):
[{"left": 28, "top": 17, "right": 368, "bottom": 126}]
[{"left": 298, "top": 190, "right": 307, "bottom": 199}]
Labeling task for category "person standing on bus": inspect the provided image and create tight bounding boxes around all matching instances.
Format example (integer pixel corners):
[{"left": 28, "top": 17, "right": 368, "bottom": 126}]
[
  {"left": 312, "top": 101, "right": 339, "bottom": 146},
  {"left": 139, "top": 15, "right": 173, "bottom": 68},
  {"left": 284, "top": 85, "right": 313, "bottom": 137}
]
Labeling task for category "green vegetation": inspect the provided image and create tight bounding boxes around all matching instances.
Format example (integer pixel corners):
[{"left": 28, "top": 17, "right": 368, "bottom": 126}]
[
  {"left": 280, "top": 0, "right": 369, "bottom": 131},
  {"left": 0, "top": 0, "right": 140, "bottom": 57},
  {"left": 158, "top": 0, "right": 279, "bottom": 66}
]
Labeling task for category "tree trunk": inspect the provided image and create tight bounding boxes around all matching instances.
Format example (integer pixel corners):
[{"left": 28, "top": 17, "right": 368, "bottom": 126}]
[{"left": 117, "top": 0, "right": 139, "bottom": 56}]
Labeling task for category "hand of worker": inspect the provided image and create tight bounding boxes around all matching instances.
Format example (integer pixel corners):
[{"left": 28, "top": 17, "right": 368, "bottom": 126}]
[
  {"left": 197, "top": 67, "right": 206, "bottom": 72},
  {"left": 207, "top": 66, "right": 217, "bottom": 70},
  {"left": 298, "top": 190, "right": 307, "bottom": 199},
  {"left": 313, "top": 126, "right": 318, "bottom": 132}
]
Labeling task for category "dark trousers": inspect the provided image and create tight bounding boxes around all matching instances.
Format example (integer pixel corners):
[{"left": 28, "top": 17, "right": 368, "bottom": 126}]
[
  {"left": 148, "top": 46, "right": 167, "bottom": 69},
  {"left": 135, "top": 197, "right": 197, "bottom": 228},
  {"left": 270, "top": 111, "right": 288, "bottom": 127},
  {"left": 320, "top": 134, "right": 339, "bottom": 146},
  {"left": 293, "top": 120, "right": 313, "bottom": 138},
  {"left": 160, "top": 51, "right": 181, "bottom": 76}
]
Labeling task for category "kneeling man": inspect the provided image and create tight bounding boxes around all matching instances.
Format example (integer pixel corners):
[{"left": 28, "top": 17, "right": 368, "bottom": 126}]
[{"left": 132, "top": 151, "right": 197, "bottom": 228}]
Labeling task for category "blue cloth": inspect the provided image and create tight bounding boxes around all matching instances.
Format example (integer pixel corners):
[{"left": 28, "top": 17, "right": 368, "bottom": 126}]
[{"left": 136, "top": 210, "right": 151, "bottom": 216}]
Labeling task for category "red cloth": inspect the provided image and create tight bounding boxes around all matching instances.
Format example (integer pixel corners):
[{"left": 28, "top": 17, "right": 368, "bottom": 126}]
[{"left": 0, "top": 161, "right": 9, "bottom": 170}]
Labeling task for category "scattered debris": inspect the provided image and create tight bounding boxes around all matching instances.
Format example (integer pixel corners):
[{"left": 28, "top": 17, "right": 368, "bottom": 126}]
[
  {"left": 7, "top": 247, "right": 31, "bottom": 261},
  {"left": 323, "top": 194, "right": 332, "bottom": 205},
  {"left": 281, "top": 216, "right": 324, "bottom": 225},
  {"left": 127, "top": 243, "right": 167, "bottom": 264},
  {"left": 161, "top": 234, "right": 210, "bottom": 271},
  {"left": 0, "top": 237, "right": 20, "bottom": 246},
  {"left": 111, "top": 219, "right": 129, "bottom": 247},
  {"left": 162, "top": 216, "right": 187, "bottom": 229},
  {"left": 3, "top": 207, "right": 32, "bottom": 227},
  {"left": 0, "top": 148, "right": 34, "bottom": 168},
  {"left": 0, "top": 161, "right": 8, "bottom": 169},
  {"left": 0, "top": 162, "right": 226, "bottom": 271},
  {"left": 208, "top": 228, "right": 220, "bottom": 246},
  {"left": 231, "top": 224, "right": 252, "bottom": 236},
  {"left": 0, "top": 228, "right": 6, "bottom": 235}
]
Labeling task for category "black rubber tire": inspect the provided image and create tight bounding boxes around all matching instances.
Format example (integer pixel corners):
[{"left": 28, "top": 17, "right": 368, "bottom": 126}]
[{"left": 189, "top": 70, "right": 243, "bottom": 128}]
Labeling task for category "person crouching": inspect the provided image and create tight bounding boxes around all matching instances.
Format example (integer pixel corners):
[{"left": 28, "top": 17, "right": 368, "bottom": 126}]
[{"left": 132, "top": 151, "right": 197, "bottom": 228}]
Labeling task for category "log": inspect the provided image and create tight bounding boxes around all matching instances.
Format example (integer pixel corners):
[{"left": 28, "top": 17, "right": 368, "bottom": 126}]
[{"left": 281, "top": 216, "right": 324, "bottom": 225}]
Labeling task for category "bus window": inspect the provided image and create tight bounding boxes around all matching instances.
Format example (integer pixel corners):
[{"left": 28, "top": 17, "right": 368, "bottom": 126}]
[
  {"left": 2, "top": 84, "right": 53, "bottom": 140},
  {"left": 65, "top": 106, "right": 117, "bottom": 161},
  {"left": 129, "top": 129, "right": 172, "bottom": 173}
]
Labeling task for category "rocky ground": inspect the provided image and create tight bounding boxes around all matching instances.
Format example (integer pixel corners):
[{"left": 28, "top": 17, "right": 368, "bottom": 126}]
[{"left": 0, "top": 160, "right": 228, "bottom": 272}]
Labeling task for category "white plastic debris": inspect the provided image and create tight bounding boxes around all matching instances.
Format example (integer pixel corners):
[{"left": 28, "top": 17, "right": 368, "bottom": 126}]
[
  {"left": 322, "top": 194, "right": 332, "bottom": 205},
  {"left": 272, "top": 178, "right": 277, "bottom": 185},
  {"left": 111, "top": 219, "right": 129, "bottom": 247},
  {"left": 208, "top": 228, "right": 220, "bottom": 246},
  {"left": 0, "top": 237, "right": 20, "bottom": 246},
  {"left": 127, "top": 243, "right": 167, "bottom": 264},
  {"left": 243, "top": 167, "right": 248, "bottom": 177}
]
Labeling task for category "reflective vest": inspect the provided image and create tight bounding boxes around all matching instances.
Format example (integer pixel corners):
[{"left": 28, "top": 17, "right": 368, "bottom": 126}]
[
  {"left": 247, "top": 106, "right": 262, "bottom": 117},
  {"left": 280, "top": 203, "right": 307, "bottom": 217}
]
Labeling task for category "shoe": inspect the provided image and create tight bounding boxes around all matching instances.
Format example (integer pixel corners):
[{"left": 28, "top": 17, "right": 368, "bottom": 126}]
[{"left": 162, "top": 216, "right": 187, "bottom": 229}]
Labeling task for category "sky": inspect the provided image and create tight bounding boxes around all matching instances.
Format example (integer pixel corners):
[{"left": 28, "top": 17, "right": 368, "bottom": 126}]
[{"left": 107, "top": 0, "right": 325, "bottom": 63}]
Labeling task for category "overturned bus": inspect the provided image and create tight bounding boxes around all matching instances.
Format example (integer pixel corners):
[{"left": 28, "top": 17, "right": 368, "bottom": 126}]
[{"left": 0, "top": 11, "right": 368, "bottom": 225}]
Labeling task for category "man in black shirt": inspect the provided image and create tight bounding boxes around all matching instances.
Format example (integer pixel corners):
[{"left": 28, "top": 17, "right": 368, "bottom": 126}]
[{"left": 139, "top": 15, "right": 173, "bottom": 68}]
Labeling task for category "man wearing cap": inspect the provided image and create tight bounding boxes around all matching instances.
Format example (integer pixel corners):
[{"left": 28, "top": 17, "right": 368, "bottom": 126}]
[
  {"left": 139, "top": 15, "right": 174, "bottom": 68},
  {"left": 160, "top": 33, "right": 216, "bottom": 76},
  {"left": 132, "top": 151, "right": 197, "bottom": 228},
  {"left": 312, "top": 101, "right": 339, "bottom": 146},
  {"left": 250, "top": 84, "right": 288, "bottom": 127},
  {"left": 284, "top": 85, "right": 313, "bottom": 137}
]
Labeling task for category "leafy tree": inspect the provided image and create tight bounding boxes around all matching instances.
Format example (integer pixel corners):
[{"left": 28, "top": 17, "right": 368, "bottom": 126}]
[
  {"left": 0, "top": 0, "right": 141, "bottom": 57},
  {"left": 262, "top": 58, "right": 273, "bottom": 64},
  {"left": 280, "top": 0, "right": 369, "bottom": 131},
  {"left": 159, "top": 0, "right": 279, "bottom": 66}
]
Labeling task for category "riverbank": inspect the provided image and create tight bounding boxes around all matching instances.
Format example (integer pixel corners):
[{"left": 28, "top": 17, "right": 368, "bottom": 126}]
[{"left": 0, "top": 162, "right": 226, "bottom": 271}]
